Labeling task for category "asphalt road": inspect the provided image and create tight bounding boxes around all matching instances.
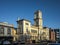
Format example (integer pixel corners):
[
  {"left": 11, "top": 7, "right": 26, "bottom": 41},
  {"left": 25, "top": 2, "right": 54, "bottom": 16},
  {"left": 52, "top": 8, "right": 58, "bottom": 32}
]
[{"left": 17, "top": 43, "right": 47, "bottom": 45}]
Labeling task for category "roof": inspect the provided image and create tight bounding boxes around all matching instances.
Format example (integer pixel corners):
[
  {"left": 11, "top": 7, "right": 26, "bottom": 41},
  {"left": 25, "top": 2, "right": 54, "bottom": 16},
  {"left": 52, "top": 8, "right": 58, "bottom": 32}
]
[
  {"left": 16, "top": 19, "right": 31, "bottom": 22},
  {"left": 0, "top": 22, "right": 14, "bottom": 27},
  {"left": 14, "top": 28, "right": 17, "bottom": 30},
  {"left": 34, "top": 10, "right": 42, "bottom": 14},
  {"left": 43, "top": 27, "right": 48, "bottom": 29}
]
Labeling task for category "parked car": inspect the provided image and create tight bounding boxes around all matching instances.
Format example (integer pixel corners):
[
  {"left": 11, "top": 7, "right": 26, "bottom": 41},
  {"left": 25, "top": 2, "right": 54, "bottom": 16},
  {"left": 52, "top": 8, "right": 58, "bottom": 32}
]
[
  {"left": 19, "top": 40, "right": 25, "bottom": 44},
  {"left": 3, "top": 40, "right": 11, "bottom": 45},
  {"left": 0, "top": 41, "right": 2, "bottom": 45},
  {"left": 47, "top": 43, "right": 60, "bottom": 45},
  {"left": 13, "top": 41, "right": 18, "bottom": 45}
]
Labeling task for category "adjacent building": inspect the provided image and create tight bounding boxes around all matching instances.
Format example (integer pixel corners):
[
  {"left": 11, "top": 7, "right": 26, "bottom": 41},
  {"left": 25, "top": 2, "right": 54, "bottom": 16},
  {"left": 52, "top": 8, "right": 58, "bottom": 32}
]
[
  {"left": 49, "top": 28, "right": 56, "bottom": 41},
  {"left": 12, "top": 28, "right": 17, "bottom": 41},
  {"left": 43, "top": 27, "right": 49, "bottom": 40},
  {"left": 0, "top": 22, "right": 17, "bottom": 41},
  {"left": 49, "top": 28, "right": 60, "bottom": 42},
  {"left": 54, "top": 29, "right": 60, "bottom": 42}
]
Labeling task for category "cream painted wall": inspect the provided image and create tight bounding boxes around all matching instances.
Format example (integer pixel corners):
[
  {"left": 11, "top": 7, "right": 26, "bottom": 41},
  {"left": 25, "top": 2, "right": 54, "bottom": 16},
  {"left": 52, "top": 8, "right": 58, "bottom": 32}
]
[
  {"left": 23, "top": 20, "right": 31, "bottom": 34},
  {"left": 43, "top": 28, "right": 49, "bottom": 40}
]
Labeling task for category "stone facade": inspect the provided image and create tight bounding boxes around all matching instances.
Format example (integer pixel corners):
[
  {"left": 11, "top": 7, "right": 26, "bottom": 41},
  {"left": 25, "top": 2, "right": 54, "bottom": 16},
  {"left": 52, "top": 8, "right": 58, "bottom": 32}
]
[
  {"left": 0, "top": 22, "right": 17, "bottom": 41},
  {"left": 17, "top": 10, "right": 50, "bottom": 42}
]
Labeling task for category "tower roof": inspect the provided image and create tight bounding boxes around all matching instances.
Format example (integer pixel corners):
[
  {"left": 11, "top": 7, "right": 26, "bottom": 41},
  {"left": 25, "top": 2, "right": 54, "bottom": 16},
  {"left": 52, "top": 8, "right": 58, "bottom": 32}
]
[
  {"left": 16, "top": 19, "right": 31, "bottom": 22},
  {"left": 34, "top": 10, "right": 42, "bottom": 14}
]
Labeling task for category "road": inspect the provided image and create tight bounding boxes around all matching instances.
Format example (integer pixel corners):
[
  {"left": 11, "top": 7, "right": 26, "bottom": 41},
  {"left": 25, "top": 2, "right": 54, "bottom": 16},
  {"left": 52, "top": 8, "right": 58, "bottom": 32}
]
[{"left": 17, "top": 43, "right": 47, "bottom": 45}]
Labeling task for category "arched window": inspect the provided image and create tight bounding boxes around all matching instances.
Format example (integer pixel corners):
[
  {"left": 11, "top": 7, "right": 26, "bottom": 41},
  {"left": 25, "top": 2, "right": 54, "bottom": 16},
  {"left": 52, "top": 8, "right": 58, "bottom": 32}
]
[
  {"left": 7, "top": 27, "right": 11, "bottom": 35},
  {"left": 0, "top": 26, "right": 4, "bottom": 34}
]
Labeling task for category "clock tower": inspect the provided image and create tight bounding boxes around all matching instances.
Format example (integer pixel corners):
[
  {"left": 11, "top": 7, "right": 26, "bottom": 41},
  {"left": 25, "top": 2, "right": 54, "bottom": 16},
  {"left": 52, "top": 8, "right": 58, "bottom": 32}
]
[{"left": 34, "top": 10, "right": 43, "bottom": 29}]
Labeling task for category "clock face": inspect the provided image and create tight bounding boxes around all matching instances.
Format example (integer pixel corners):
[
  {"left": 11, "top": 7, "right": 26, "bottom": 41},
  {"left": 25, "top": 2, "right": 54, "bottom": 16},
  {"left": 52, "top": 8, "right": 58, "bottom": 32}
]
[
  {"left": 34, "top": 14, "right": 36, "bottom": 19},
  {"left": 34, "top": 14, "right": 38, "bottom": 19}
]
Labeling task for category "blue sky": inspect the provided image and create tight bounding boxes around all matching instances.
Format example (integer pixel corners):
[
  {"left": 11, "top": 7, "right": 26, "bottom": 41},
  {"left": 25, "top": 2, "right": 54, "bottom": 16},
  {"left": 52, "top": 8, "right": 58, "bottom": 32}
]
[{"left": 0, "top": 0, "right": 60, "bottom": 28}]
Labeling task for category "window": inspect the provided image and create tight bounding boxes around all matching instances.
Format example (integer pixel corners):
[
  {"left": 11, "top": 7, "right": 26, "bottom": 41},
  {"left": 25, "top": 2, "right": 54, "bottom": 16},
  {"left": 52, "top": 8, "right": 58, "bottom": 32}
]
[
  {"left": 56, "top": 30, "right": 59, "bottom": 32},
  {"left": 26, "top": 23, "right": 29, "bottom": 25},
  {"left": 35, "top": 20, "right": 39, "bottom": 26},
  {"left": 0, "top": 26, "right": 4, "bottom": 34},
  {"left": 35, "top": 13, "right": 38, "bottom": 18},
  {"left": 26, "top": 28, "right": 28, "bottom": 32},
  {"left": 26, "top": 28, "right": 30, "bottom": 34},
  {"left": 31, "top": 30, "right": 37, "bottom": 33},
  {"left": 34, "top": 14, "right": 36, "bottom": 19},
  {"left": 7, "top": 28, "right": 11, "bottom": 35},
  {"left": 36, "top": 21, "right": 38, "bottom": 25},
  {"left": 17, "top": 28, "right": 21, "bottom": 34},
  {"left": 20, "top": 22, "right": 22, "bottom": 25},
  {"left": 18, "top": 27, "right": 23, "bottom": 34},
  {"left": 21, "top": 26, "right": 23, "bottom": 33}
]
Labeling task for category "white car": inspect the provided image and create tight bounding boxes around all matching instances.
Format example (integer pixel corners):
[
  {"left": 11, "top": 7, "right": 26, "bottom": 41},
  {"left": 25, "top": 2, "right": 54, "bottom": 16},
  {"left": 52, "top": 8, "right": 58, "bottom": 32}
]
[{"left": 3, "top": 40, "right": 11, "bottom": 45}]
